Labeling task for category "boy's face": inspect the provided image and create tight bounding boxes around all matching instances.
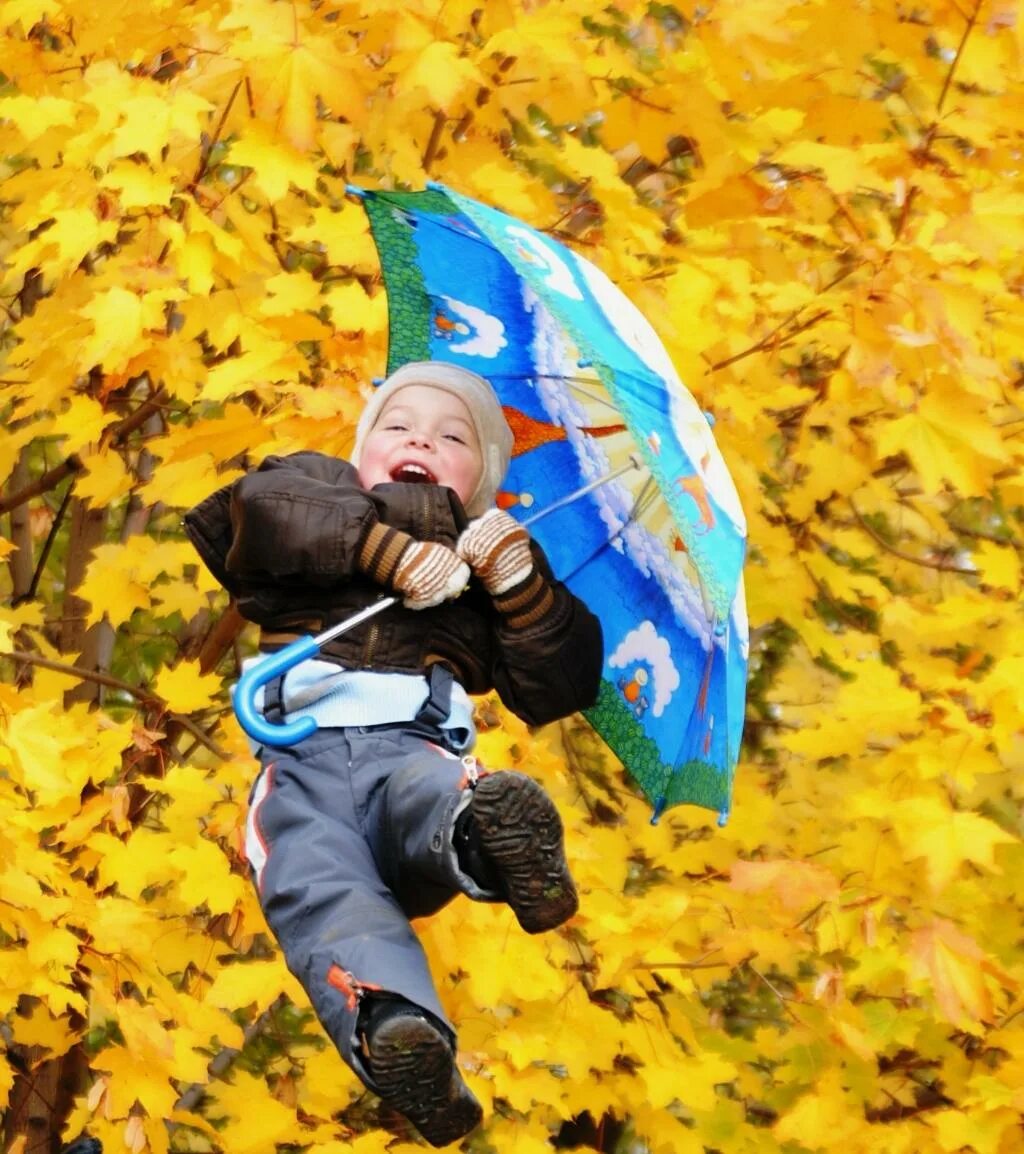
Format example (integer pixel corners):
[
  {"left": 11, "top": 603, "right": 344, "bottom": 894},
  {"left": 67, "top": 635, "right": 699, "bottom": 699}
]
[{"left": 357, "top": 384, "right": 483, "bottom": 505}]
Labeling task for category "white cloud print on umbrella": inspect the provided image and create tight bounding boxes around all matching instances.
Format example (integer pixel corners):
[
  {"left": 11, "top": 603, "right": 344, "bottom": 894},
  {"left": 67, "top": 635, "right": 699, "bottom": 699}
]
[
  {"left": 525, "top": 284, "right": 718, "bottom": 652},
  {"left": 432, "top": 294, "right": 508, "bottom": 358},
  {"left": 608, "top": 621, "right": 681, "bottom": 719}
]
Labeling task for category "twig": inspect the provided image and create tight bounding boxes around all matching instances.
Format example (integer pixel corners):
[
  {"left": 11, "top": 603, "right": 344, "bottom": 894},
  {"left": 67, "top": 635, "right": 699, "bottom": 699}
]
[
  {"left": 634, "top": 949, "right": 726, "bottom": 971},
  {"left": 422, "top": 109, "right": 447, "bottom": 172},
  {"left": 937, "top": 0, "right": 983, "bottom": 115},
  {"left": 945, "top": 522, "right": 1022, "bottom": 549},
  {"left": 0, "top": 457, "right": 83, "bottom": 516},
  {"left": 849, "top": 499, "right": 974, "bottom": 574},
  {"left": 747, "top": 964, "right": 802, "bottom": 1024},
  {"left": 13, "top": 480, "right": 76, "bottom": 606},
  {"left": 558, "top": 719, "right": 600, "bottom": 821},
  {"left": 707, "top": 309, "right": 831, "bottom": 373},
  {"left": 9, "top": 650, "right": 156, "bottom": 702},
  {"left": 174, "top": 996, "right": 288, "bottom": 1114},
  {"left": 6, "top": 650, "right": 228, "bottom": 759},
  {"left": 0, "top": 391, "right": 167, "bottom": 516}
]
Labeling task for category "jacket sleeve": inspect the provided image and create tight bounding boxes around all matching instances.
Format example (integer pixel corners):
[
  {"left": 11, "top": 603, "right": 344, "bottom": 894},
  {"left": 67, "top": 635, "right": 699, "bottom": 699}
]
[
  {"left": 224, "top": 453, "right": 382, "bottom": 587},
  {"left": 487, "top": 541, "right": 604, "bottom": 727},
  {"left": 183, "top": 453, "right": 380, "bottom": 593},
  {"left": 183, "top": 452, "right": 468, "bottom": 594}
]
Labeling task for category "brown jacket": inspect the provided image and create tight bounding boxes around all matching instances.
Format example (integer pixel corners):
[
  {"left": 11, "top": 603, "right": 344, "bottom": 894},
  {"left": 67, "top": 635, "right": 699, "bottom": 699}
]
[{"left": 183, "top": 451, "right": 603, "bottom": 727}]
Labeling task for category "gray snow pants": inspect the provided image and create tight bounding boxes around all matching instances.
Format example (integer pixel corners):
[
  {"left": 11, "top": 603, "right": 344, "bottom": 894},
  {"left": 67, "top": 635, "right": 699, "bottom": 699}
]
[{"left": 244, "top": 713, "right": 497, "bottom": 1092}]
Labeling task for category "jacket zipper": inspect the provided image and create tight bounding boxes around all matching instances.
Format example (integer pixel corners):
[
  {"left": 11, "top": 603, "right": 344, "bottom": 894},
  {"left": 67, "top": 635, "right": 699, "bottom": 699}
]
[
  {"left": 361, "top": 619, "right": 380, "bottom": 669},
  {"left": 422, "top": 485, "right": 434, "bottom": 541}
]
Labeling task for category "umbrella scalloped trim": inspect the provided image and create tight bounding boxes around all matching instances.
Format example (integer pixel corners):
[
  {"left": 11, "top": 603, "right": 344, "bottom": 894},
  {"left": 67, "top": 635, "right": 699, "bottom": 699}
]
[
  {"left": 585, "top": 678, "right": 731, "bottom": 822},
  {"left": 363, "top": 190, "right": 452, "bottom": 370}
]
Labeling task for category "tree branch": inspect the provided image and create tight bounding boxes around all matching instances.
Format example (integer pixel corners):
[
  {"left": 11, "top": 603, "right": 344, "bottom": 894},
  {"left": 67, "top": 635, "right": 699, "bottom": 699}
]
[
  {"left": 0, "top": 457, "right": 83, "bottom": 517},
  {"left": 422, "top": 109, "right": 448, "bottom": 172},
  {"left": 173, "top": 996, "right": 288, "bottom": 1115},
  {"left": 12, "top": 478, "right": 76, "bottom": 606},
  {"left": 937, "top": 0, "right": 983, "bottom": 115},
  {"left": 0, "top": 390, "right": 167, "bottom": 516},
  {"left": 706, "top": 309, "right": 832, "bottom": 373},
  {"left": 5, "top": 651, "right": 228, "bottom": 759},
  {"left": 849, "top": 499, "right": 975, "bottom": 575}
]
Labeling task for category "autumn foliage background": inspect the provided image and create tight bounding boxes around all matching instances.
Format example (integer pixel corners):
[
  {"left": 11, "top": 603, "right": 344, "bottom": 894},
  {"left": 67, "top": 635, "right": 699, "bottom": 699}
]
[{"left": 2, "top": 1, "right": 1023, "bottom": 1152}]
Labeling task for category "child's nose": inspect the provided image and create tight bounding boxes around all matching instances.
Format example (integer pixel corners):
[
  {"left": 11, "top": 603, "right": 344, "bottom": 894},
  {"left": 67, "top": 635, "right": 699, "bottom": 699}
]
[{"left": 406, "top": 429, "right": 434, "bottom": 448}]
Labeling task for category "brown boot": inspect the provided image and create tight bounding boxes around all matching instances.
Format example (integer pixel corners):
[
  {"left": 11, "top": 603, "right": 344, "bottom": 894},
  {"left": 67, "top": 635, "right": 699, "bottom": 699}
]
[
  {"left": 463, "top": 771, "right": 578, "bottom": 934},
  {"left": 362, "top": 1001, "right": 482, "bottom": 1147}
]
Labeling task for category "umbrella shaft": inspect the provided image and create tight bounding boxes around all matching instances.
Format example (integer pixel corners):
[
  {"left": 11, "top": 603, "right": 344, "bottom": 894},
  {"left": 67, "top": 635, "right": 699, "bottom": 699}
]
[
  {"left": 313, "top": 596, "right": 399, "bottom": 647},
  {"left": 308, "top": 461, "right": 643, "bottom": 647},
  {"left": 523, "top": 456, "right": 644, "bottom": 527}
]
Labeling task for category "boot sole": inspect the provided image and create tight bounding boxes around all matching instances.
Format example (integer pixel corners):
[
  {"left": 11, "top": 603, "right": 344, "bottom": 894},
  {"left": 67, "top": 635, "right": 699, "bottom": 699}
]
[
  {"left": 471, "top": 772, "right": 578, "bottom": 934},
  {"left": 367, "top": 1015, "right": 482, "bottom": 1147}
]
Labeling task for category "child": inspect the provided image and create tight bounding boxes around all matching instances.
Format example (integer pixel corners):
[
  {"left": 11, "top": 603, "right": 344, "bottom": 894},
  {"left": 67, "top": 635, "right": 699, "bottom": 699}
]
[{"left": 183, "top": 362, "right": 603, "bottom": 1146}]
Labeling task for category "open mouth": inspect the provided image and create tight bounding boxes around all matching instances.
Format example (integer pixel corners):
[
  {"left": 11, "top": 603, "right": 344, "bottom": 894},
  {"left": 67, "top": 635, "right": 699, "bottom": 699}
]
[{"left": 390, "top": 463, "right": 437, "bottom": 484}]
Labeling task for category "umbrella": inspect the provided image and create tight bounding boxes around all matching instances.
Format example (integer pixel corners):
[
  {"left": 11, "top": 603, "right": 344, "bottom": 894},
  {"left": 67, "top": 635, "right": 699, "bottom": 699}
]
[
  {"left": 342, "top": 183, "right": 749, "bottom": 825},
  {"left": 234, "top": 183, "right": 748, "bottom": 823}
]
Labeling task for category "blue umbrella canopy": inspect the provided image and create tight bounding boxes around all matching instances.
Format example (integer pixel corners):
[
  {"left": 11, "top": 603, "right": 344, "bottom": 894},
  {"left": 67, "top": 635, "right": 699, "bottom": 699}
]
[{"left": 350, "top": 183, "right": 748, "bottom": 823}]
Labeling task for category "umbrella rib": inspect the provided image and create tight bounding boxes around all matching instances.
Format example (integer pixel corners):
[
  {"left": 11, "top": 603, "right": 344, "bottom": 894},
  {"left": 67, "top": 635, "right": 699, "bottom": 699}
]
[
  {"left": 625, "top": 474, "right": 660, "bottom": 525},
  {"left": 524, "top": 457, "right": 645, "bottom": 528}
]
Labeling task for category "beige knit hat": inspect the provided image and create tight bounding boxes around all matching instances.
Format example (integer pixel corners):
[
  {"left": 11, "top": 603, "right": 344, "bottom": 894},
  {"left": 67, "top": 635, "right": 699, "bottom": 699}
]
[{"left": 351, "top": 361, "right": 514, "bottom": 517}]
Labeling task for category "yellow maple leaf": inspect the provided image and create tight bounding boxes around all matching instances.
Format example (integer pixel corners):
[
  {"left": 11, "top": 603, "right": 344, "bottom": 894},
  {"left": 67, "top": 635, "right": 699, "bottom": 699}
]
[
  {"left": 209, "top": 1071, "right": 297, "bottom": 1153},
  {"left": 153, "top": 661, "right": 223, "bottom": 714},
  {"left": 55, "top": 395, "right": 116, "bottom": 457},
  {"left": 75, "top": 544, "right": 152, "bottom": 629},
  {"left": 139, "top": 455, "right": 236, "bottom": 510},
  {"left": 260, "top": 269, "right": 323, "bottom": 317},
  {"left": 392, "top": 40, "right": 484, "bottom": 110},
  {"left": 875, "top": 389, "right": 1009, "bottom": 497},
  {"left": 775, "top": 140, "right": 895, "bottom": 194},
  {"left": 973, "top": 539, "right": 1020, "bottom": 593},
  {"left": 484, "top": 1119, "right": 563, "bottom": 1154},
  {"left": 1, "top": 92, "right": 76, "bottom": 140},
  {"left": 204, "top": 959, "right": 291, "bottom": 1013},
  {"left": 5, "top": 705, "right": 94, "bottom": 805},
  {"left": 498, "top": 1064, "right": 567, "bottom": 1114},
  {"left": 916, "top": 919, "right": 1017, "bottom": 1031},
  {"left": 100, "top": 161, "right": 176, "bottom": 210},
  {"left": 75, "top": 448, "right": 133, "bottom": 507},
  {"left": 168, "top": 839, "right": 247, "bottom": 915},
  {"left": 200, "top": 329, "right": 299, "bottom": 403},
  {"left": 774, "top": 1068, "right": 866, "bottom": 1148},
  {"left": 95, "top": 1042, "right": 179, "bottom": 1121},
  {"left": 289, "top": 203, "right": 380, "bottom": 271},
  {"left": 9, "top": 1002, "right": 81, "bottom": 1057},
  {"left": 228, "top": 122, "right": 318, "bottom": 202},
  {"left": 150, "top": 579, "right": 212, "bottom": 622},
  {"left": 930, "top": 1106, "right": 1020, "bottom": 1154},
  {"left": 730, "top": 858, "right": 840, "bottom": 912},
  {"left": 91, "top": 828, "right": 175, "bottom": 900},
  {"left": 894, "top": 797, "right": 1016, "bottom": 892},
  {"left": 76, "top": 287, "right": 146, "bottom": 373}
]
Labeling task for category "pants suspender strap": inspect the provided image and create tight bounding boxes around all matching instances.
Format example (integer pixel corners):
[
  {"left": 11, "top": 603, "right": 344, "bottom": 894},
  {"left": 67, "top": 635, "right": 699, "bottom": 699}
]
[
  {"left": 263, "top": 673, "right": 287, "bottom": 723},
  {"left": 414, "top": 663, "right": 454, "bottom": 727}
]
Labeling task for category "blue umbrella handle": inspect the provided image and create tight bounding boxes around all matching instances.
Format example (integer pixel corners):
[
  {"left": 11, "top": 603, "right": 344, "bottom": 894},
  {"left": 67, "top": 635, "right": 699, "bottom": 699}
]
[
  {"left": 233, "top": 596, "right": 399, "bottom": 747},
  {"left": 234, "top": 635, "right": 322, "bottom": 747}
]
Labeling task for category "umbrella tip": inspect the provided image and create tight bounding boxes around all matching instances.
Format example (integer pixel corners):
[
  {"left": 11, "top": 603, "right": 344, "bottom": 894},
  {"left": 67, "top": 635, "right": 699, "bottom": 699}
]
[
  {"left": 649, "top": 796, "right": 667, "bottom": 825},
  {"left": 703, "top": 410, "right": 716, "bottom": 427},
  {"left": 717, "top": 807, "right": 730, "bottom": 827},
  {"left": 345, "top": 184, "right": 367, "bottom": 198},
  {"left": 425, "top": 180, "right": 443, "bottom": 190}
]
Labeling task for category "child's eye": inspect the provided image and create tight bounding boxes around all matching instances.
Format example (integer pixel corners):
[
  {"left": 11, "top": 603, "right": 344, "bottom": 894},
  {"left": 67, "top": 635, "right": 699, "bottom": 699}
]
[
  {"left": 443, "top": 433, "right": 466, "bottom": 444},
  {"left": 384, "top": 422, "right": 408, "bottom": 431}
]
